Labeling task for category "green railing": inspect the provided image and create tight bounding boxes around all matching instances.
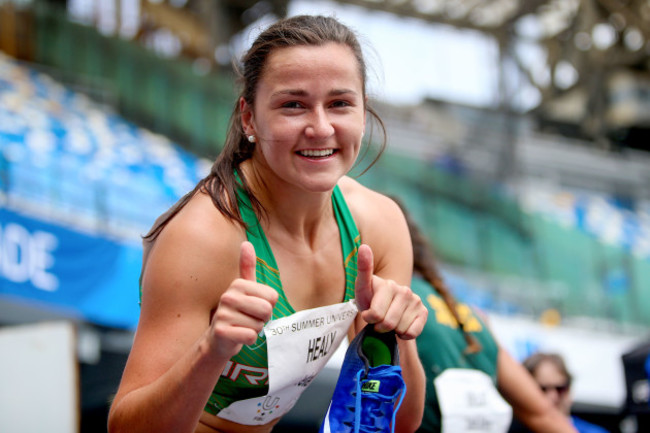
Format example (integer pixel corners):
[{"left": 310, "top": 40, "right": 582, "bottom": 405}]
[
  {"left": 361, "top": 152, "right": 650, "bottom": 328},
  {"left": 31, "top": 2, "right": 235, "bottom": 156}
]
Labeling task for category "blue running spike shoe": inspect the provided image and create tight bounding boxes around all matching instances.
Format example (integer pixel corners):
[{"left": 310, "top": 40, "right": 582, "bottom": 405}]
[{"left": 319, "top": 324, "right": 406, "bottom": 433}]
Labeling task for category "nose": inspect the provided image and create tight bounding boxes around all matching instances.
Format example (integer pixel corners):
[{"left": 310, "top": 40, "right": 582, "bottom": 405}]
[
  {"left": 305, "top": 106, "right": 334, "bottom": 139},
  {"left": 542, "top": 388, "right": 562, "bottom": 407}
]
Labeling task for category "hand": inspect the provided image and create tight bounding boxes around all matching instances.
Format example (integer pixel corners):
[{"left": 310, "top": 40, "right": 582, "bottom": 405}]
[
  {"left": 208, "top": 241, "right": 278, "bottom": 359},
  {"left": 355, "top": 244, "right": 427, "bottom": 339}
]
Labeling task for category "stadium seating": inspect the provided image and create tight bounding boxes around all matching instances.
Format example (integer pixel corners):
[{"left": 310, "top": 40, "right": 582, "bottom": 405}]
[{"left": 0, "top": 52, "right": 210, "bottom": 239}]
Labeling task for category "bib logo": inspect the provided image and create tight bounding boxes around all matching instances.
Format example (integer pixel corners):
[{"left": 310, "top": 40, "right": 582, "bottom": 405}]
[
  {"left": 262, "top": 396, "right": 279, "bottom": 410},
  {"left": 297, "top": 374, "right": 316, "bottom": 387},
  {"left": 254, "top": 396, "right": 280, "bottom": 422}
]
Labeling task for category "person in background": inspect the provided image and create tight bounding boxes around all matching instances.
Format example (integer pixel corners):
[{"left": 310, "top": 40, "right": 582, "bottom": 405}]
[
  {"left": 522, "top": 353, "right": 610, "bottom": 433},
  {"left": 395, "top": 198, "right": 577, "bottom": 433}
]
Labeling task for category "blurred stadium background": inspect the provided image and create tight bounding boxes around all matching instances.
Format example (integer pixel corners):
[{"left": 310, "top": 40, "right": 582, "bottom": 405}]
[{"left": 1, "top": 0, "right": 649, "bottom": 432}]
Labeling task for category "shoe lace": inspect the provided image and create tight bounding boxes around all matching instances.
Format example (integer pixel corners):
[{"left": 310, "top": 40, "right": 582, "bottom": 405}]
[{"left": 352, "top": 368, "right": 406, "bottom": 433}]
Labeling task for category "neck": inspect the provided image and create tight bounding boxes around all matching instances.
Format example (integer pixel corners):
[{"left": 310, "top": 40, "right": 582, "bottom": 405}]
[{"left": 240, "top": 161, "right": 337, "bottom": 246}]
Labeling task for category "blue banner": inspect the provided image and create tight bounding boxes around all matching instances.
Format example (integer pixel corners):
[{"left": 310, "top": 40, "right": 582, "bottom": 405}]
[{"left": 0, "top": 207, "right": 141, "bottom": 329}]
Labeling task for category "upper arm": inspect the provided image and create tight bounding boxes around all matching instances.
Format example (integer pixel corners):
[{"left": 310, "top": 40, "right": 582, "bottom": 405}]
[
  {"left": 115, "top": 195, "right": 244, "bottom": 399},
  {"left": 497, "top": 348, "right": 547, "bottom": 414}
]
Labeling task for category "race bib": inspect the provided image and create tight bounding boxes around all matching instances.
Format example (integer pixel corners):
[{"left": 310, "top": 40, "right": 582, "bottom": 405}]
[
  {"left": 435, "top": 368, "right": 512, "bottom": 433},
  {"left": 217, "top": 300, "right": 358, "bottom": 425}
]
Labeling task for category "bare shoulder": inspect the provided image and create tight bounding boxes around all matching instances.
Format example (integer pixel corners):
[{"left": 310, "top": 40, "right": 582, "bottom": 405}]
[
  {"left": 337, "top": 177, "right": 411, "bottom": 280},
  {"left": 141, "top": 191, "right": 246, "bottom": 313},
  {"left": 338, "top": 176, "right": 407, "bottom": 236}
]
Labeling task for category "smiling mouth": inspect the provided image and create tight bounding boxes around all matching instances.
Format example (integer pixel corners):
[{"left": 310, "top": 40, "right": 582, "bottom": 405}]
[{"left": 298, "top": 149, "right": 336, "bottom": 158}]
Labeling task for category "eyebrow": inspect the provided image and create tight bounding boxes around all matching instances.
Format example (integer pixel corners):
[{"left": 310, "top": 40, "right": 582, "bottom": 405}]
[{"left": 271, "top": 88, "right": 358, "bottom": 98}]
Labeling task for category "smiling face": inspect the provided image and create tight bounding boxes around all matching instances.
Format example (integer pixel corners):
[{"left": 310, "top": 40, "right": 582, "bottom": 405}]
[{"left": 241, "top": 42, "right": 366, "bottom": 193}]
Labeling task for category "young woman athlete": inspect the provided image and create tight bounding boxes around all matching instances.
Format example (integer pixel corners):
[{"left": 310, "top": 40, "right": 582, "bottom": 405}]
[{"left": 108, "top": 14, "right": 428, "bottom": 433}]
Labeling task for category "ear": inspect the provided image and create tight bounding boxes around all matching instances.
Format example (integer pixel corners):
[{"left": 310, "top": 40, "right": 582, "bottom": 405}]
[{"left": 240, "top": 97, "right": 254, "bottom": 136}]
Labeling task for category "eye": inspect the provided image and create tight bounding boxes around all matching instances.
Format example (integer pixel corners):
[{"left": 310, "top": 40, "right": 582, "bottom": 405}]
[
  {"left": 281, "top": 101, "right": 304, "bottom": 109},
  {"left": 330, "top": 100, "right": 351, "bottom": 108}
]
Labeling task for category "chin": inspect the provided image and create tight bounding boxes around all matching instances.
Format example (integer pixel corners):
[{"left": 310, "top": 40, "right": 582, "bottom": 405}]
[{"left": 298, "top": 176, "right": 342, "bottom": 193}]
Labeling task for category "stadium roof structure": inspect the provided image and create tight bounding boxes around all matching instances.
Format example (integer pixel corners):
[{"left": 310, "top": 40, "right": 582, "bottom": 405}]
[
  {"left": 141, "top": 0, "right": 650, "bottom": 151},
  {"left": 328, "top": 1, "right": 649, "bottom": 109}
]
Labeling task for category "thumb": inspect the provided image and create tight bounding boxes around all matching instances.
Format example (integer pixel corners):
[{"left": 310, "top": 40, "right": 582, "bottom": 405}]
[
  {"left": 355, "top": 244, "right": 374, "bottom": 311},
  {"left": 239, "top": 241, "right": 257, "bottom": 282}
]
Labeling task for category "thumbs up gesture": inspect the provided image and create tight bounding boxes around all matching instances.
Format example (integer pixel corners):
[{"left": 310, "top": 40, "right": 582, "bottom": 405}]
[
  {"left": 355, "top": 244, "right": 427, "bottom": 340},
  {"left": 209, "top": 241, "right": 278, "bottom": 359}
]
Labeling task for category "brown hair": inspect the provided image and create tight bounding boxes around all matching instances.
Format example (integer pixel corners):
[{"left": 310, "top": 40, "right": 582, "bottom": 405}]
[
  {"left": 523, "top": 352, "right": 573, "bottom": 385},
  {"left": 143, "top": 15, "right": 386, "bottom": 241},
  {"left": 397, "top": 198, "right": 482, "bottom": 354}
]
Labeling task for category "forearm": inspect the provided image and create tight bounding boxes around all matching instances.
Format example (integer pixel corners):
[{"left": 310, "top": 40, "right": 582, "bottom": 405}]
[
  {"left": 394, "top": 339, "right": 425, "bottom": 433},
  {"left": 108, "top": 334, "right": 228, "bottom": 433},
  {"left": 514, "top": 406, "right": 577, "bottom": 433}
]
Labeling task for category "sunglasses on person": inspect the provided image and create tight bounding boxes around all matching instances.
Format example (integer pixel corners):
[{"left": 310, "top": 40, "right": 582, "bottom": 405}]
[{"left": 539, "top": 383, "right": 570, "bottom": 395}]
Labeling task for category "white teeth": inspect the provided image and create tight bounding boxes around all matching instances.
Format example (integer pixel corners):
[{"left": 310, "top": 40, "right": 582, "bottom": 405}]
[{"left": 299, "top": 149, "right": 334, "bottom": 157}]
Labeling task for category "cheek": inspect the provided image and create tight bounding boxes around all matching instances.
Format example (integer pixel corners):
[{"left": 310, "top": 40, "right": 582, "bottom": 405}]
[
  {"left": 341, "top": 118, "right": 365, "bottom": 145},
  {"left": 256, "top": 137, "right": 293, "bottom": 167},
  {"left": 287, "top": 124, "right": 308, "bottom": 142}
]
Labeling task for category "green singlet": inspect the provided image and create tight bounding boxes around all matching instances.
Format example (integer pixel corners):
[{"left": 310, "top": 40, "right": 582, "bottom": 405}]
[
  {"left": 204, "top": 184, "right": 361, "bottom": 416},
  {"left": 411, "top": 277, "right": 499, "bottom": 433}
]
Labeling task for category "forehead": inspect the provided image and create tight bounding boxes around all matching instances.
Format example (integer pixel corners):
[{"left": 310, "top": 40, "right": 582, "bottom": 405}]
[
  {"left": 534, "top": 360, "right": 568, "bottom": 382},
  {"left": 260, "top": 43, "right": 364, "bottom": 90}
]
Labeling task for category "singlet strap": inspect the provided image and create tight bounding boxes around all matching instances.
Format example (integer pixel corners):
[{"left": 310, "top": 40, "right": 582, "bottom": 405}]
[
  {"left": 236, "top": 183, "right": 280, "bottom": 275},
  {"left": 331, "top": 185, "right": 361, "bottom": 302},
  {"left": 235, "top": 178, "right": 288, "bottom": 317}
]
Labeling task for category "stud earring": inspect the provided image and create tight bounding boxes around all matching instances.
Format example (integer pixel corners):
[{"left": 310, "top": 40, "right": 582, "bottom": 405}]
[{"left": 248, "top": 135, "right": 256, "bottom": 143}]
